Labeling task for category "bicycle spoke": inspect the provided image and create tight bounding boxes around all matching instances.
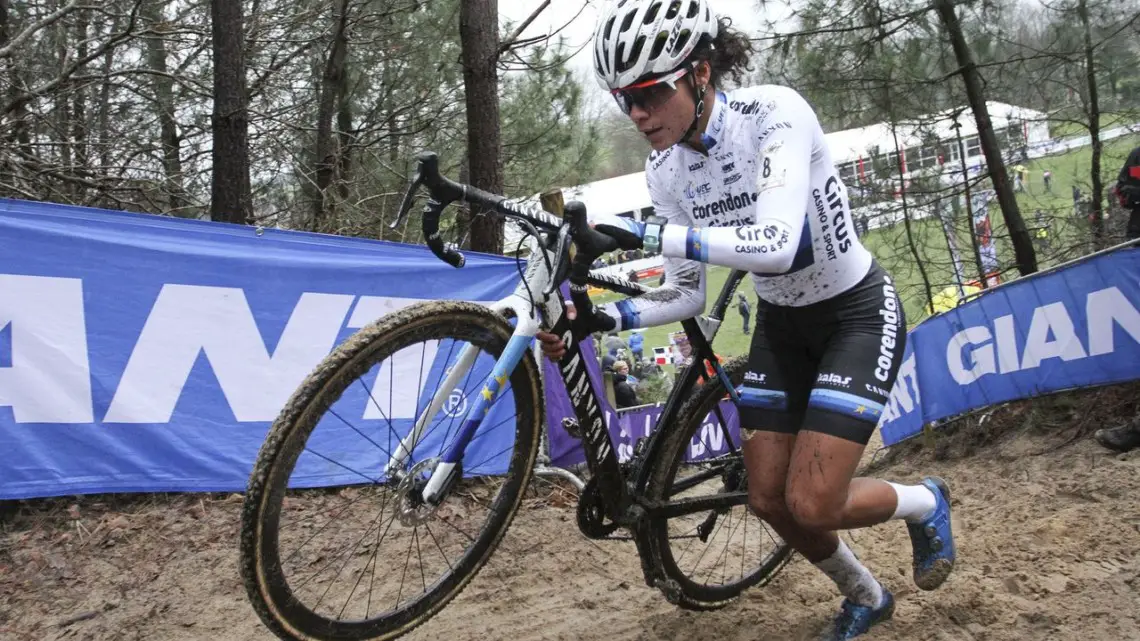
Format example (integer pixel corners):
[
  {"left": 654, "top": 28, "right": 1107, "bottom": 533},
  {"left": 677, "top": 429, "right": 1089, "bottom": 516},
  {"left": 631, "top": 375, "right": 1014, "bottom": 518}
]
[
  {"left": 429, "top": 509, "right": 478, "bottom": 544},
  {"left": 705, "top": 508, "right": 747, "bottom": 586},
  {"left": 366, "top": 502, "right": 386, "bottom": 620},
  {"left": 415, "top": 527, "right": 428, "bottom": 594},
  {"left": 331, "top": 397, "right": 398, "bottom": 466},
  {"left": 282, "top": 488, "right": 389, "bottom": 567},
  {"left": 458, "top": 427, "right": 521, "bottom": 474},
  {"left": 741, "top": 510, "right": 748, "bottom": 580},
  {"left": 300, "top": 446, "right": 384, "bottom": 485},
  {"left": 394, "top": 521, "right": 417, "bottom": 611},
  {"left": 338, "top": 518, "right": 385, "bottom": 620},
  {"left": 422, "top": 523, "right": 455, "bottom": 573},
  {"left": 302, "top": 502, "right": 395, "bottom": 609}
]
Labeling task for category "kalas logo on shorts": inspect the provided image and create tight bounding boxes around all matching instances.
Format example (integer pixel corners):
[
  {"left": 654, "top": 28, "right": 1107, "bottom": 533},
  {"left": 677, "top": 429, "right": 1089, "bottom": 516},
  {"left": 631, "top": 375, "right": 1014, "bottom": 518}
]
[{"left": 692, "top": 190, "right": 758, "bottom": 220}]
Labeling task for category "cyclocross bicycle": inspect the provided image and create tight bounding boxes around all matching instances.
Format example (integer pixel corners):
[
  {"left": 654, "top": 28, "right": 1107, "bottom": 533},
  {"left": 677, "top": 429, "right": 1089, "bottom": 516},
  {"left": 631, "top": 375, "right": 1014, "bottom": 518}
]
[{"left": 240, "top": 152, "right": 792, "bottom": 641}]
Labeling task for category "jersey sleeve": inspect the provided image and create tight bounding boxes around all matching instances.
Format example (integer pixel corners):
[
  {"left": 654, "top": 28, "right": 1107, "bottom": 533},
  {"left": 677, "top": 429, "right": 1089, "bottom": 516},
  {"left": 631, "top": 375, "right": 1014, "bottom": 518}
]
[
  {"left": 659, "top": 87, "right": 817, "bottom": 274},
  {"left": 596, "top": 160, "right": 706, "bottom": 331}
]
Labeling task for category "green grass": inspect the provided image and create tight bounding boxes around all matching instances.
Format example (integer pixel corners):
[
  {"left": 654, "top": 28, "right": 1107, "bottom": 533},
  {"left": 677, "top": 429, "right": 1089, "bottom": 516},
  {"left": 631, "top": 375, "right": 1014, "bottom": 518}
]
[
  {"left": 596, "top": 132, "right": 1140, "bottom": 360},
  {"left": 1048, "top": 111, "right": 1140, "bottom": 139}
]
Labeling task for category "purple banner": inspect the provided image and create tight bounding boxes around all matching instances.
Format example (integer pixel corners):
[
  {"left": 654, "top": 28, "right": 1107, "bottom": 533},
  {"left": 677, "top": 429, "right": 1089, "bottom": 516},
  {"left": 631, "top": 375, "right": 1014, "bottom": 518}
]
[{"left": 542, "top": 335, "right": 742, "bottom": 467}]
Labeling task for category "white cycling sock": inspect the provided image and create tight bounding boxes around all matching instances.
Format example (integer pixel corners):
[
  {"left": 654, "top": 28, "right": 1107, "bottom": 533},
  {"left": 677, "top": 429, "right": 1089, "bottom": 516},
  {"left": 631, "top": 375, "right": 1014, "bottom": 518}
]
[
  {"left": 888, "top": 482, "right": 938, "bottom": 523},
  {"left": 813, "top": 539, "right": 884, "bottom": 608}
]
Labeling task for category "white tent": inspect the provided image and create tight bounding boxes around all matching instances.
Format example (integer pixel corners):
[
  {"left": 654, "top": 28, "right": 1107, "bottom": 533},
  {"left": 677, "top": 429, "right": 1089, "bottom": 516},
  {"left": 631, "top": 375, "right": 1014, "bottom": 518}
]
[{"left": 824, "top": 101, "right": 1050, "bottom": 166}]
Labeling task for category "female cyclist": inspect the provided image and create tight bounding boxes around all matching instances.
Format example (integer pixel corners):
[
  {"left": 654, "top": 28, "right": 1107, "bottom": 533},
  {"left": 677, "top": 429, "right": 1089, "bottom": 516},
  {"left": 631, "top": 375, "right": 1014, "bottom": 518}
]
[{"left": 536, "top": 1, "right": 956, "bottom": 638}]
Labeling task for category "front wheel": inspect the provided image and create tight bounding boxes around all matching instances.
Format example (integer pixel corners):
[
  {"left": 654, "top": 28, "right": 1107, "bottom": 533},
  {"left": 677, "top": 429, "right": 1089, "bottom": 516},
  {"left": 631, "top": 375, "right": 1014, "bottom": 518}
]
[
  {"left": 640, "top": 356, "right": 792, "bottom": 610},
  {"left": 240, "top": 301, "right": 543, "bottom": 641}
]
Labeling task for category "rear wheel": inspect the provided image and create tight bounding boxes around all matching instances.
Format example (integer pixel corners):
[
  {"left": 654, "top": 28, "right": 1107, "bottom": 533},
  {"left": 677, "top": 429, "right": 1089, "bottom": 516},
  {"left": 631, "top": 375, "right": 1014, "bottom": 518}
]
[{"left": 641, "top": 356, "right": 792, "bottom": 610}]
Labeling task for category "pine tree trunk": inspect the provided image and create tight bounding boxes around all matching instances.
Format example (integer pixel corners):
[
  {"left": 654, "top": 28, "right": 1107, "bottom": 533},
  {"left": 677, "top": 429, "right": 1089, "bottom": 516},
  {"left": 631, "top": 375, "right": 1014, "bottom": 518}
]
[
  {"left": 1078, "top": 0, "right": 1104, "bottom": 246},
  {"left": 935, "top": 0, "right": 1037, "bottom": 275},
  {"left": 311, "top": 0, "right": 351, "bottom": 227},
  {"left": 143, "top": 0, "right": 187, "bottom": 214},
  {"left": 459, "top": 0, "right": 504, "bottom": 254},
  {"left": 72, "top": 8, "right": 89, "bottom": 198},
  {"left": 210, "top": 0, "right": 253, "bottom": 224}
]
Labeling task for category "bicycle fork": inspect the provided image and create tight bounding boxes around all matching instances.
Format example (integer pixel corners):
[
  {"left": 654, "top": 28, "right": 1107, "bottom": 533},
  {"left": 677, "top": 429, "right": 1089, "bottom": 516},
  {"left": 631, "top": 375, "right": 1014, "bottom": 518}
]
[{"left": 385, "top": 301, "right": 541, "bottom": 505}]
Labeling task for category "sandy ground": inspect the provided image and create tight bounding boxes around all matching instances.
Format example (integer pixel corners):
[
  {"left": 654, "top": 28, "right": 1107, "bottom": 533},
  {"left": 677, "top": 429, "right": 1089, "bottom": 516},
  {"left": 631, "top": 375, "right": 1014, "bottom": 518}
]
[{"left": 3, "top": 387, "right": 1139, "bottom": 641}]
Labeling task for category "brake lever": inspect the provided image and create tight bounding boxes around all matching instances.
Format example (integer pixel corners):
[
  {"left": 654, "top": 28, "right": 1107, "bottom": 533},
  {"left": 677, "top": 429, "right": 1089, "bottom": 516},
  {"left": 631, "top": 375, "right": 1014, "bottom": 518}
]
[
  {"left": 543, "top": 223, "right": 573, "bottom": 298},
  {"left": 390, "top": 168, "right": 424, "bottom": 231}
]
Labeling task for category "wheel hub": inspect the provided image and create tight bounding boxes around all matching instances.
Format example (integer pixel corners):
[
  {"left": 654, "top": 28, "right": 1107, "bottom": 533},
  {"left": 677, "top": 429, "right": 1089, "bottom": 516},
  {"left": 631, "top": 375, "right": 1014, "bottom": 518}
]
[{"left": 395, "top": 457, "right": 442, "bottom": 526}]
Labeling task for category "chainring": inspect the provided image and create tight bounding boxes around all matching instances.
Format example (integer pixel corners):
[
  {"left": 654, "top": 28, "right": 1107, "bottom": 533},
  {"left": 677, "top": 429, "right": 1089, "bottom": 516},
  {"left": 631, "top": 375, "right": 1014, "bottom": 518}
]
[{"left": 575, "top": 477, "right": 621, "bottom": 539}]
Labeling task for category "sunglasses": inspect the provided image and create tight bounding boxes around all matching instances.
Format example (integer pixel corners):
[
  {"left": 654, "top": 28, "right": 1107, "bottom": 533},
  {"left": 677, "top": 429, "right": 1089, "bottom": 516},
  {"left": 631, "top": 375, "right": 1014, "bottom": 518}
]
[{"left": 611, "top": 66, "right": 690, "bottom": 115}]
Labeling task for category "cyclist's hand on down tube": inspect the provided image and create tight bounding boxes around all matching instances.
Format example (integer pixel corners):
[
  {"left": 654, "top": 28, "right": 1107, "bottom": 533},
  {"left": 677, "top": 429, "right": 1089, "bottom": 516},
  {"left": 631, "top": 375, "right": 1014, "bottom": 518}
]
[
  {"left": 536, "top": 304, "right": 575, "bottom": 360},
  {"left": 536, "top": 303, "right": 616, "bottom": 361}
]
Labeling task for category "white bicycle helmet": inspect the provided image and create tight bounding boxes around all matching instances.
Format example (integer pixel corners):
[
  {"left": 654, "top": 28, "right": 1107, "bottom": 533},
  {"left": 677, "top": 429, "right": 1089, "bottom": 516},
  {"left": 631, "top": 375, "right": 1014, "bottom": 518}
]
[{"left": 593, "top": 0, "right": 719, "bottom": 90}]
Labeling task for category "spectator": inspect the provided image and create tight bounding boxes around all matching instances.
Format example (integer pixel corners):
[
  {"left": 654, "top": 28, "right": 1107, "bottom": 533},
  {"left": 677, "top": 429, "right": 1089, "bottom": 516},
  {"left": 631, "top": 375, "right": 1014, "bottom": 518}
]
[
  {"left": 603, "top": 330, "right": 627, "bottom": 357},
  {"left": 629, "top": 331, "right": 644, "bottom": 362},
  {"left": 628, "top": 269, "right": 640, "bottom": 283},
  {"left": 1043, "top": 169, "right": 1053, "bottom": 193},
  {"left": 612, "top": 360, "right": 640, "bottom": 408},
  {"left": 1094, "top": 144, "right": 1140, "bottom": 454},
  {"left": 1115, "top": 144, "right": 1140, "bottom": 241},
  {"left": 737, "top": 293, "right": 752, "bottom": 335},
  {"left": 601, "top": 350, "right": 616, "bottom": 372},
  {"left": 1033, "top": 210, "right": 1050, "bottom": 252},
  {"left": 633, "top": 357, "right": 661, "bottom": 380}
]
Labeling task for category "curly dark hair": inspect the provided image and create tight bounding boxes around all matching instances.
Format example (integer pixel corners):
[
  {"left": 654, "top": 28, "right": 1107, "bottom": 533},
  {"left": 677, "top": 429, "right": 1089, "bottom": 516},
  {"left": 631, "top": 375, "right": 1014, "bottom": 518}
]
[{"left": 689, "top": 18, "right": 756, "bottom": 88}]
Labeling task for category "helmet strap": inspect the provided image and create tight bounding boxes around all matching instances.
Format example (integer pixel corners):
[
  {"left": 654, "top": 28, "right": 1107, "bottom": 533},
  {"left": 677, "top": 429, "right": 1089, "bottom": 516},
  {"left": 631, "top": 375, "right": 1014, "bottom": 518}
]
[{"left": 677, "top": 68, "right": 707, "bottom": 149}]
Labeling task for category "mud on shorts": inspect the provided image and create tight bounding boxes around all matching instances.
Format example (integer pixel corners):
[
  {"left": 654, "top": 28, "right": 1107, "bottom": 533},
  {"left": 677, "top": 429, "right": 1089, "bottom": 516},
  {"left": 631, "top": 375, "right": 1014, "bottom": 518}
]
[{"left": 737, "top": 262, "right": 906, "bottom": 445}]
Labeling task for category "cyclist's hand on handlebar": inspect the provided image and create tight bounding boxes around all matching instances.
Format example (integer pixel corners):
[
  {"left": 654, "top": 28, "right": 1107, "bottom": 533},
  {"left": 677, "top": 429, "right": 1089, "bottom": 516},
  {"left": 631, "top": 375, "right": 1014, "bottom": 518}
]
[{"left": 591, "top": 213, "right": 646, "bottom": 251}]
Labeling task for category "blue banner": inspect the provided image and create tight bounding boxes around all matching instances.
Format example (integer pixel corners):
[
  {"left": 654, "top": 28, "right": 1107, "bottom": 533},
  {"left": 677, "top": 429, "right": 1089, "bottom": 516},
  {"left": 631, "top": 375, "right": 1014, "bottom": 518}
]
[
  {"left": 880, "top": 245, "right": 1140, "bottom": 445},
  {"left": 0, "top": 198, "right": 522, "bottom": 499}
]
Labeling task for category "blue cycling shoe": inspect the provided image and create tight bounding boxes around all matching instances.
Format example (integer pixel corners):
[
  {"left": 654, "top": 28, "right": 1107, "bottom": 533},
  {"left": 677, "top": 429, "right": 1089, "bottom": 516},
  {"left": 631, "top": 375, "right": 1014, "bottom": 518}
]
[
  {"left": 908, "top": 476, "right": 956, "bottom": 590},
  {"left": 826, "top": 588, "right": 895, "bottom": 640}
]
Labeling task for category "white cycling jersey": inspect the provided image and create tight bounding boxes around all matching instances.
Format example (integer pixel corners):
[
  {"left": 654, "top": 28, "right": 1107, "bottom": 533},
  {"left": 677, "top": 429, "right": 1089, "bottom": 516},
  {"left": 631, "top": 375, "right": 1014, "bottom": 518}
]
[{"left": 598, "top": 84, "right": 873, "bottom": 331}]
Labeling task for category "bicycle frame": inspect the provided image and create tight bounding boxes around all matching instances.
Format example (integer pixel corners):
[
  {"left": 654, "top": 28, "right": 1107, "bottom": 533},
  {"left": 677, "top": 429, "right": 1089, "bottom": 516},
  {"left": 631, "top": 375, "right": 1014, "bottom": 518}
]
[
  {"left": 388, "top": 152, "right": 752, "bottom": 525},
  {"left": 397, "top": 243, "right": 750, "bottom": 525}
]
